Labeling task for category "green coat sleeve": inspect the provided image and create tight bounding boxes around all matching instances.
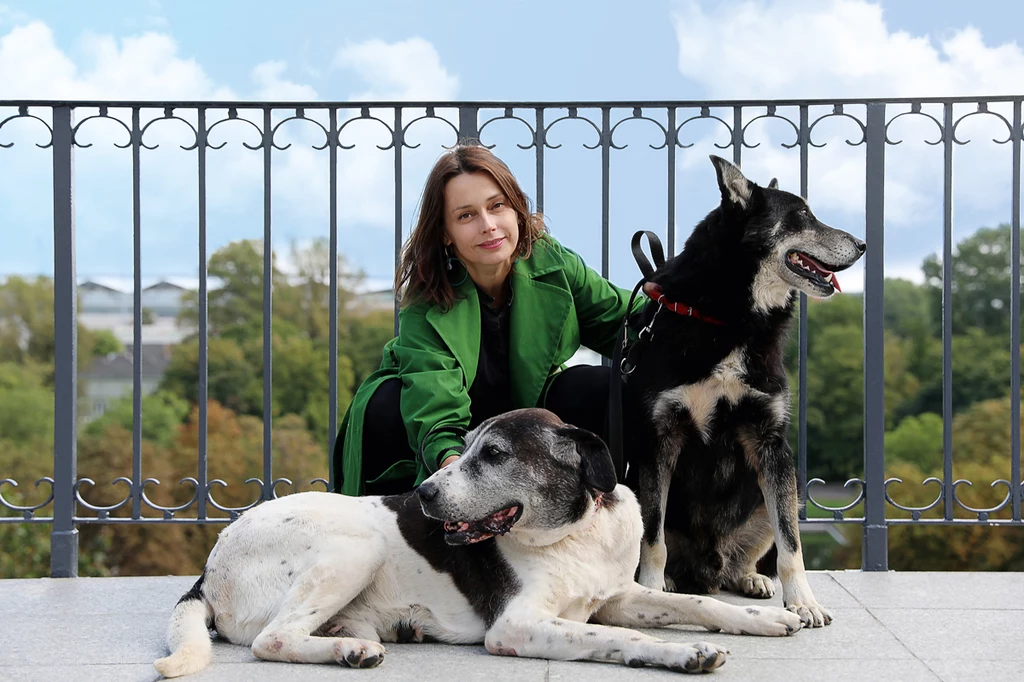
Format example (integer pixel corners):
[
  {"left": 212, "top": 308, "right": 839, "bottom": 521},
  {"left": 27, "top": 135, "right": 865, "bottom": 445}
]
[
  {"left": 560, "top": 243, "right": 647, "bottom": 358},
  {"left": 389, "top": 306, "right": 471, "bottom": 482}
]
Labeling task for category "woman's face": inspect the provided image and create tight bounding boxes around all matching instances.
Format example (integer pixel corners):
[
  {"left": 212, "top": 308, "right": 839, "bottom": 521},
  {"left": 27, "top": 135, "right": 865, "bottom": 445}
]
[{"left": 443, "top": 171, "right": 519, "bottom": 280}]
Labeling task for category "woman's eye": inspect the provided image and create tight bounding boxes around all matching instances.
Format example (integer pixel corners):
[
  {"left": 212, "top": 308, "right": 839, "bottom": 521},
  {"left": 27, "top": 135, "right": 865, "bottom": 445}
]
[
  {"left": 492, "top": 202, "right": 504, "bottom": 210},
  {"left": 459, "top": 212, "right": 472, "bottom": 220}
]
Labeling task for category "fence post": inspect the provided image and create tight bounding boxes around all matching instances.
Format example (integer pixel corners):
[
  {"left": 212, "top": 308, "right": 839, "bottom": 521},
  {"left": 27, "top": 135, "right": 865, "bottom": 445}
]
[
  {"left": 862, "top": 102, "right": 888, "bottom": 571},
  {"left": 50, "top": 105, "right": 79, "bottom": 578}
]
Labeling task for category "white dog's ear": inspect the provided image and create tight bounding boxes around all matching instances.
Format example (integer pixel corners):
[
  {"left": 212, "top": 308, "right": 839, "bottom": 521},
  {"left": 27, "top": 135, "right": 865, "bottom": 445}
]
[
  {"left": 560, "top": 427, "right": 617, "bottom": 493},
  {"left": 709, "top": 155, "right": 753, "bottom": 210},
  {"left": 767, "top": 177, "right": 779, "bottom": 190}
]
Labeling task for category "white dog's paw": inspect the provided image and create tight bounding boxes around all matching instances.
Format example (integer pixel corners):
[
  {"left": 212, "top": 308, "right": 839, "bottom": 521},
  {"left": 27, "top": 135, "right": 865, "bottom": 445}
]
[
  {"left": 786, "top": 601, "right": 832, "bottom": 628},
  {"left": 720, "top": 605, "right": 802, "bottom": 637},
  {"left": 334, "top": 639, "right": 386, "bottom": 668},
  {"left": 735, "top": 573, "right": 775, "bottom": 599},
  {"left": 665, "top": 642, "right": 728, "bottom": 674}
]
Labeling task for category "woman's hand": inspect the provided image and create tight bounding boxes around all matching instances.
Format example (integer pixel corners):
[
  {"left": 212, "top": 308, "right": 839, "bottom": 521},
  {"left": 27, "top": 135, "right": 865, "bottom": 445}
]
[{"left": 440, "top": 454, "right": 461, "bottom": 468}]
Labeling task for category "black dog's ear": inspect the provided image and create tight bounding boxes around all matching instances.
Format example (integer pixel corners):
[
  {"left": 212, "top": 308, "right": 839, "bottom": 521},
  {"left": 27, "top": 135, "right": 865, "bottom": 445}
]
[
  {"left": 767, "top": 177, "right": 779, "bottom": 190},
  {"left": 559, "top": 427, "right": 617, "bottom": 493},
  {"left": 709, "top": 154, "right": 754, "bottom": 210}
]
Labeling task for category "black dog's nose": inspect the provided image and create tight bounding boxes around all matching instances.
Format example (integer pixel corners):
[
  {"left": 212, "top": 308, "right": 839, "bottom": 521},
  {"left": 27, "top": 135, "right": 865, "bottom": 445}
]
[
  {"left": 854, "top": 238, "right": 867, "bottom": 254},
  {"left": 416, "top": 481, "right": 438, "bottom": 503}
]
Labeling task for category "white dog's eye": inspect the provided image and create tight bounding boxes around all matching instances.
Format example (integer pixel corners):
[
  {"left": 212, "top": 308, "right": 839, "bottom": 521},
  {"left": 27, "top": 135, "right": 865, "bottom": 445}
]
[{"left": 483, "top": 444, "right": 506, "bottom": 461}]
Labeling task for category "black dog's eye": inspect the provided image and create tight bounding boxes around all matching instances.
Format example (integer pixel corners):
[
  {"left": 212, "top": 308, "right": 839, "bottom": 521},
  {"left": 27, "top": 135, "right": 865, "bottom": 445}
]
[{"left": 799, "top": 207, "right": 810, "bottom": 217}]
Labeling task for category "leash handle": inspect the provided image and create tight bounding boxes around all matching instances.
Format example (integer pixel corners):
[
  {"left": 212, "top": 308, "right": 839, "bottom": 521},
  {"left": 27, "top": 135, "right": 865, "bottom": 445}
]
[{"left": 630, "top": 230, "right": 666, "bottom": 279}]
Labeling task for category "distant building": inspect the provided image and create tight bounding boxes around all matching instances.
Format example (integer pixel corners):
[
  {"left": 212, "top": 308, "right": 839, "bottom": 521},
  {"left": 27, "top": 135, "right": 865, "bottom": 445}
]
[{"left": 80, "top": 344, "right": 174, "bottom": 422}]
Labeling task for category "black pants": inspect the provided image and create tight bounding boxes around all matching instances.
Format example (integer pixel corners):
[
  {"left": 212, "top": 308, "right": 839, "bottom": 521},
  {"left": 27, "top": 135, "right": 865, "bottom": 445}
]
[{"left": 360, "top": 364, "right": 611, "bottom": 496}]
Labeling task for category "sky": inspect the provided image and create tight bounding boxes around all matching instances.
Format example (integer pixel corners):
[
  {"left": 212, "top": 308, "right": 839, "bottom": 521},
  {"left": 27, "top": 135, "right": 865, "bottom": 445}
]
[{"left": 1, "top": 0, "right": 1023, "bottom": 294}]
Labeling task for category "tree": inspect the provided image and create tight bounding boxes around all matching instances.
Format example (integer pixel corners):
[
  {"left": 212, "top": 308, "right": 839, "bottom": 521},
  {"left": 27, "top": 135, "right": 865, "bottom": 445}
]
[
  {"left": 860, "top": 395, "right": 1024, "bottom": 571},
  {"left": 922, "top": 223, "right": 1022, "bottom": 338},
  {"left": 84, "top": 390, "right": 190, "bottom": 447}
]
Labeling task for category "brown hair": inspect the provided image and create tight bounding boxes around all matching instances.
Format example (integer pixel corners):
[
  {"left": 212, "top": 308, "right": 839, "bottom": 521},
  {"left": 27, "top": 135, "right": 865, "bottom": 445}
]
[{"left": 395, "top": 141, "right": 547, "bottom": 310}]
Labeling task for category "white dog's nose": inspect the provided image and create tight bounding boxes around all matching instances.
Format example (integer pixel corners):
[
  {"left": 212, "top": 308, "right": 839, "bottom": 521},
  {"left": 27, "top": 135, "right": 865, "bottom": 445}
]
[{"left": 416, "top": 481, "right": 438, "bottom": 503}]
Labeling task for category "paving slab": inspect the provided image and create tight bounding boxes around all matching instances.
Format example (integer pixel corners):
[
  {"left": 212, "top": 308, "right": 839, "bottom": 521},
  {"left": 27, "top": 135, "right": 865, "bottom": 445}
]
[{"left": 1, "top": 572, "right": 1021, "bottom": 681}]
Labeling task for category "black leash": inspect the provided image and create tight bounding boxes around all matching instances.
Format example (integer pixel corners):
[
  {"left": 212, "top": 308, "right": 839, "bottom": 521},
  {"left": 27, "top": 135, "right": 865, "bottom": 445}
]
[
  {"left": 607, "top": 230, "right": 666, "bottom": 482},
  {"left": 418, "top": 424, "right": 468, "bottom": 475}
]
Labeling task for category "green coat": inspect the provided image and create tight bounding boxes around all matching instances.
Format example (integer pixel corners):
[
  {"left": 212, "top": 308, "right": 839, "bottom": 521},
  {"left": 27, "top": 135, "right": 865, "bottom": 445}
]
[{"left": 332, "top": 235, "right": 641, "bottom": 496}]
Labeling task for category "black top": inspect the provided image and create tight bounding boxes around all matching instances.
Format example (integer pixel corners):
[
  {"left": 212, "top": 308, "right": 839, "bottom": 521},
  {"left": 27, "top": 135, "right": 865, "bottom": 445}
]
[{"left": 468, "top": 285, "right": 513, "bottom": 428}]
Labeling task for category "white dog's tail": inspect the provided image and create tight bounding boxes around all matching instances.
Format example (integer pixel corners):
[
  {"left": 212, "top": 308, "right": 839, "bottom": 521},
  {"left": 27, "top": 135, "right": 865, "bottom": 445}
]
[{"left": 153, "top": 573, "right": 214, "bottom": 678}]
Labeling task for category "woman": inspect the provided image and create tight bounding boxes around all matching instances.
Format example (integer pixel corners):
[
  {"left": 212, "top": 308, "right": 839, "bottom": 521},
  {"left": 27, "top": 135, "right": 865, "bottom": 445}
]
[{"left": 333, "top": 143, "right": 645, "bottom": 496}]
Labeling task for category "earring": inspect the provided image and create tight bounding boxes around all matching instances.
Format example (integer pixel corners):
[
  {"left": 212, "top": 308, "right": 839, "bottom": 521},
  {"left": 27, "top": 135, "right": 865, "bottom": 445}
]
[{"left": 444, "top": 245, "right": 467, "bottom": 286}]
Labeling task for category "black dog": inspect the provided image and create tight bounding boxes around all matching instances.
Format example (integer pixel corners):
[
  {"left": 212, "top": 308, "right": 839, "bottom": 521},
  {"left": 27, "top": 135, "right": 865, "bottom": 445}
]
[{"left": 623, "top": 155, "right": 865, "bottom": 628}]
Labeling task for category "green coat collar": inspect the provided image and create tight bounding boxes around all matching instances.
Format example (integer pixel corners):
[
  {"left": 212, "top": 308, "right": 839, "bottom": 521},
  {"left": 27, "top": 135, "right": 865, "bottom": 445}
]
[{"left": 424, "top": 238, "right": 570, "bottom": 409}]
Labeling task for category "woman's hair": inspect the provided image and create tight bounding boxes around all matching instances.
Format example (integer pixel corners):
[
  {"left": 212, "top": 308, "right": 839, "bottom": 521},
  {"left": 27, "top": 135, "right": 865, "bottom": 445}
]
[{"left": 395, "top": 141, "right": 547, "bottom": 310}]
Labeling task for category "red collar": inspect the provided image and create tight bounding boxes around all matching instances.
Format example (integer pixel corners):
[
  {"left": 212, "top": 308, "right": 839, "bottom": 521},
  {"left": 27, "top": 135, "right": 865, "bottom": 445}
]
[{"left": 646, "top": 290, "right": 726, "bottom": 325}]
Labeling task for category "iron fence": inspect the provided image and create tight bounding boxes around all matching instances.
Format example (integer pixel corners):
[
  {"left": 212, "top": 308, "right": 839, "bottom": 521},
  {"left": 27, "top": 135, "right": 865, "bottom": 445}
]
[{"left": 1, "top": 97, "right": 1021, "bottom": 577}]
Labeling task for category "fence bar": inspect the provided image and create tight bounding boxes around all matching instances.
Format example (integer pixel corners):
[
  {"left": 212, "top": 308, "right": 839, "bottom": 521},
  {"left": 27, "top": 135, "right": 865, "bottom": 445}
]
[
  {"left": 732, "top": 106, "right": 743, "bottom": 165},
  {"left": 1012, "top": 100, "right": 1022, "bottom": 521},
  {"left": 328, "top": 107, "right": 339, "bottom": 489},
  {"left": 393, "top": 107, "right": 403, "bottom": 336},
  {"left": 600, "top": 107, "right": 611, "bottom": 278},
  {"left": 862, "top": 102, "right": 888, "bottom": 571},
  {"left": 535, "top": 108, "right": 545, "bottom": 215},
  {"left": 262, "top": 107, "right": 273, "bottom": 500},
  {"left": 798, "top": 105, "right": 810, "bottom": 515},
  {"left": 131, "top": 107, "right": 143, "bottom": 520},
  {"left": 50, "top": 105, "right": 78, "bottom": 577},
  {"left": 942, "top": 102, "right": 955, "bottom": 521},
  {"left": 667, "top": 107, "right": 677, "bottom": 257},
  {"left": 197, "top": 107, "right": 209, "bottom": 519}
]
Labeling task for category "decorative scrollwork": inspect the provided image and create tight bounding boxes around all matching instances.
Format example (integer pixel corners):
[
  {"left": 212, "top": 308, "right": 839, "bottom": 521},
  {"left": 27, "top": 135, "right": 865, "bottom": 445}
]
[
  {"left": 0, "top": 106, "right": 54, "bottom": 149},
  {"left": 71, "top": 107, "right": 133, "bottom": 149},
  {"left": 951, "top": 478, "right": 1013, "bottom": 519},
  {"left": 0, "top": 477, "right": 55, "bottom": 516},
  {"left": 883, "top": 476, "right": 944, "bottom": 520},
  {"left": 675, "top": 107, "right": 733, "bottom": 150},
  {"left": 309, "top": 478, "right": 330, "bottom": 492},
  {"left": 543, "top": 108, "right": 602, "bottom": 150},
  {"left": 270, "top": 108, "right": 330, "bottom": 151},
  {"left": 609, "top": 108, "right": 670, "bottom": 151},
  {"left": 805, "top": 477, "right": 865, "bottom": 520},
  {"left": 741, "top": 106, "right": 800, "bottom": 150},
  {"left": 140, "top": 476, "right": 200, "bottom": 518},
  {"left": 951, "top": 102, "right": 1013, "bottom": 145},
  {"left": 206, "top": 108, "right": 265, "bottom": 150},
  {"left": 807, "top": 104, "right": 866, "bottom": 148},
  {"left": 337, "top": 107, "right": 396, "bottom": 151},
  {"left": 478, "top": 108, "right": 538, "bottom": 150},
  {"left": 400, "top": 106, "right": 459, "bottom": 150},
  {"left": 138, "top": 107, "right": 200, "bottom": 151},
  {"left": 73, "top": 477, "right": 134, "bottom": 518},
  {"left": 885, "top": 103, "right": 943, "bottom": 146},
  {"left": 206, "top": 477, "right": 263, "bottom": 514}
]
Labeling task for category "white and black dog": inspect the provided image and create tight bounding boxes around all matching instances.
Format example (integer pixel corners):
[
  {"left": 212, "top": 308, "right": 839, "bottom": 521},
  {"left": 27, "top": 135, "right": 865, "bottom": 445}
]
[
  {"left": 624, "top": 156, "right": 865, "bottom": 627},
  {"left": 154, "top": 408, "right": 802, "bottom": 677}
]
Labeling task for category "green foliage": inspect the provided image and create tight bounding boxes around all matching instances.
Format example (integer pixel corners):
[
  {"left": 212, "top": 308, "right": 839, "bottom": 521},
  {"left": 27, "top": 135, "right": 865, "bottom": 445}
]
[
  {"left": 84, "top": 390, "right": 190, "bottom": 447},
  {"left": 922, "top": 223, "right": 1022, "bottom": 337},
  {"left": 884, "top": 412, "right": 944, "bottom": 472},
  {"left": 90, "top": 329, "right": 123, "bottom": 357}
]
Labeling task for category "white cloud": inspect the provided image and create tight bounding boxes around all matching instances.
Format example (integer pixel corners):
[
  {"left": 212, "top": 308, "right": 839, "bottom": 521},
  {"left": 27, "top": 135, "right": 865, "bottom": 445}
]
[
  {"left": 669, "top": 0, "right": 1024, "bottom": 286},
  {"left": 0, "top": 22, "right": 459, "bottom": 279},
  {"left": 333, "top": 37, "right": 459, "bottom": 101},
  {"left": 672, "top": 0, "right": 1024, "bottom": 99}
]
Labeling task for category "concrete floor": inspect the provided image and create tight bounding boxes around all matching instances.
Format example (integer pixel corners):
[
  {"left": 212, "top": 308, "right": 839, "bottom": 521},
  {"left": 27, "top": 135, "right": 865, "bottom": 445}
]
[{"left": 2, "top": 571, "right": 1021, "bottom": 682}]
